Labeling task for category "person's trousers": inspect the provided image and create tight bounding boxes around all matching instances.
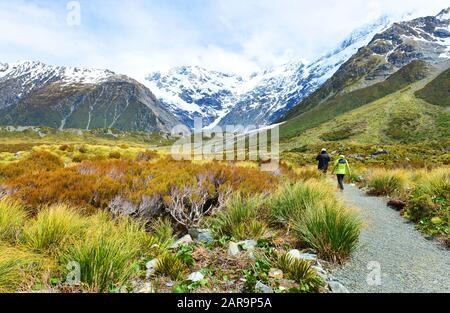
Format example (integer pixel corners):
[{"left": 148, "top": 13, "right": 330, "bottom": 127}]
[{"left": 337, "top": 174, "right": 345, "bottom": 190}]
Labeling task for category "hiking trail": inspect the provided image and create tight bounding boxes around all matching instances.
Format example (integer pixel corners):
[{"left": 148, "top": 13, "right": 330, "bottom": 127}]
[{"left": 332, "top": 184, "right": 450, "bottom": 293}]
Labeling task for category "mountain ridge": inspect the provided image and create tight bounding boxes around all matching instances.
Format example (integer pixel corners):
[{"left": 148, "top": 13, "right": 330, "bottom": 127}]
[
  {"left": 0, "top": 61, "right": 181, "bottom": 133},
  {"left": 146, "top": 15, "right": 395, "bottom": 128},
  {"left": 279, "top": 8, "right": 449, "bottom": 133}
]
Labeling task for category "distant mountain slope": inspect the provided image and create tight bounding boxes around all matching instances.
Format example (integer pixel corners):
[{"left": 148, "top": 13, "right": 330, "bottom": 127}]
[
  {"left": 280, "top": 8, "right": 450, "bottom": 124},
  {"left": 0, "top": 61, "right": 181, "bottom": 132},
  {"left": 415, "top": 67, "right": 450, "bottom": 106},
  {"left": 146, "top": 16, "right": 393, "bottom": 128},
  {"left": 281, "top": 64, "right": 450, "bottom": 150},
  {"left": 280, "top": 60, "right": 433, "bottom": 139}
]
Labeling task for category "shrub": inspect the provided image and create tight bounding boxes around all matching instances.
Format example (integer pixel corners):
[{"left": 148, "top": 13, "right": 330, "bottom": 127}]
[
  {"left": 0, "top": 198, "right": 27, "bottom": 244},
  {"left": 136, "top": 150, "right": 159, "bottom": 161},
  {"left": 59, "top": 144, "right": 74, "bottom": 152},
  {"left": 293, "top": 201, "right": 361, "bottom": 263},
  {"left": 366, "top": 170, "right": 408, "bottom": 196},
  {"left": 108, "top": 151, "right": 121, "bottom": 159},
  {"left": 155, "top": 252, "right": 187, "bottom": 281},
  {"left": 268, "top": 181, "right": 329, "bottom": 227},
  {"left": 0, "top": 150, "right": 64, "bottom": 180},
  {"left": 4, "top": 158, "right": 277, "bottom": 220},
  {"left": 23, "top": 204, "right": 87, "bottom": 252}
]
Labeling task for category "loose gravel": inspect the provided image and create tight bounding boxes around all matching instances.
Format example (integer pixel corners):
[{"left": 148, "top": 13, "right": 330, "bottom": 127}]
[{"left": 332, "top": 185, "right": 450, "bottom": 293}]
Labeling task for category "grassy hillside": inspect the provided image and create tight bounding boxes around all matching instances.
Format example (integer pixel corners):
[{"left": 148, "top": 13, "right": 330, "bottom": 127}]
[
  {"left": 0, "top": 126, "right": 175, "bottom": 157},
  {"left": 415, "top": 68, "right": 450, "bottom": 107},
  {"left": 279, "top": 61, "right": 429, "bottom": 140},
  {"left": 282, "top": 83, "right": 449, "bottom": 149}
]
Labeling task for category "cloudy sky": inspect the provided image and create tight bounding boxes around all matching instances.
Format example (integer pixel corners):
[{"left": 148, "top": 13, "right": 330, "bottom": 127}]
[{"left": 0, "top": 0, "right": 448, "bottom": 79}]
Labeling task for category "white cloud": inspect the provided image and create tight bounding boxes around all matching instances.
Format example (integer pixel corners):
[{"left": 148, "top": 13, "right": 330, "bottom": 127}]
[{"left": 0, "top": 0, "right": 448, "bottom": 79}]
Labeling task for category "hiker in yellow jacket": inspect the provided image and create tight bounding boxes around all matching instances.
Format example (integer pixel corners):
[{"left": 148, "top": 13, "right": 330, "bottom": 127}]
[{"left": 332, "top": 155, "right": 351, "bottom": 191}]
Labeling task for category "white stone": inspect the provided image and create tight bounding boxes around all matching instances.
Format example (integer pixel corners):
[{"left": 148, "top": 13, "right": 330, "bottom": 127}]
[
  {"left": 187, "top": 271, "right": 205, "bottom": 282},
  {"left": 288, "top": 249, "right": 317, "bottom": 262}
]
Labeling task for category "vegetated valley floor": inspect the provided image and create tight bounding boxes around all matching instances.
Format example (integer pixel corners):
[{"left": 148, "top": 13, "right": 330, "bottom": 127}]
[{"left": 333, "top": 184, "right": 450, "bottom": 293}]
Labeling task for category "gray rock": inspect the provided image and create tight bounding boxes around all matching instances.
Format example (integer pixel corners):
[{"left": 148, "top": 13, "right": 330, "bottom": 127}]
[
  {"left": 255, "top": 281, "right": 273, "bottom": 293},
  {"left": 228, "top": 241, "right": 240, "bottom": 256},
  {"left": 145, "top": 259, "right": 158, "bottom": 277},
  {"left": 187, "top": 271, "right": 205, "bottom": 282},
  {"left": 329, "top": 281, "right": 350, "bottom": 293},
  {"left": 189, "top": 228, "right": 214, "bottom": 243},
  {"left": 238, "top": 240, "right": 257, "bottom": 251},
  {"left": 170, "top": 234, "right": 193, "bottom": 249}
]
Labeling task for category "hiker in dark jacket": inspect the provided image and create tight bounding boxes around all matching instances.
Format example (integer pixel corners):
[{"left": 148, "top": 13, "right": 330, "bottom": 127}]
[{"left": 316, "top": 148, "right": 331, "bottom": 174}]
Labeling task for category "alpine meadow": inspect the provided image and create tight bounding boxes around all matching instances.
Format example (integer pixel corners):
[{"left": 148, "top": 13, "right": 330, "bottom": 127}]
[{"left": 0, "top": 0, "right": 448, "bottom": 300}]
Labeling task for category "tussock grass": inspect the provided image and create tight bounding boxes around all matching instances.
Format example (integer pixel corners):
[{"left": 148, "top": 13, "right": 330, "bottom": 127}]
[
  {"left": 406, "top": 168, "right": 449, "bottom": 238},
  {"left": 366, "top": 169, "right": 408, "bottom": 196},
  {"left": 0, "top": 244, "right": 50, "bottom": 292},
  {"left": 273, "top": 252, "right": 321, "bottom": 290},
  {"left": 293, "top": 201, "right": 361, "bottom": 263},
  {"left": 155, "top": 252, "right": 187, "bottom": 281},
  {"left": 268, "top": 181, "right": 330, "bottom": 227},
  {"left": 150, "top": 217, "right": 176, "bottom": 249},
  {"left": 61, "top": 214, "right": 152, "bottom": 292},
  {"left": 209, "top": 194, "right": 267, "bottom": 240},
  {"left": 0, "top": 198, "right": 27, "bottom": 244},
  {"left": 293, "top": 166, "right": 324, "bottom": 181},
  {"left": 23, "top": 204, "right": 87, "bottom": 252}
]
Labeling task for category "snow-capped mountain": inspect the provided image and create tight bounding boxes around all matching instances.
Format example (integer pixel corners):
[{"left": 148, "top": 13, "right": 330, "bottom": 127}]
[
  {"left": 0, "top": 61, "right": 181, "bottom": 132},
  {"left": 281, "top": 7, "right": 450, "bottom": 122},
  {"left": 146, "top": 15, "right": 394, "bottom": 128},
  {"left": 144, "top": 66, "right": 251, "bottom": 128}
]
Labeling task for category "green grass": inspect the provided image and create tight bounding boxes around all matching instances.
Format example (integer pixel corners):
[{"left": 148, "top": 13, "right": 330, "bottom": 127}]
[
  {"left": 0, "top": 198, "right": 27, "bottom": 244},
  {"left": 61, "top": 215, "right": 153, "bottom": 292},
  {"left": 405, "top": 168, "right": 449, "bottom": 240},
  {"left": 268, "top": 181, "right": 330, "bottom": 227},
  {"left": 293, "top": 201, "right": 361, "bottom": 263},
  {"left": 0, "top": 244, "right": 49, "bottom": 292},
  {"left": 366, "top": 169, "right": 408, "bottom": 197},
  {"left": 280, "top": 60, "right": 429, "bottom": 139},
  {"left": 155, "top": 252, "right": 187, "bottom": 281},
  {"left": 23, "top": 204, "right": 88, "bottom": 252},
  {"left": 415, "top": 68, "right": 450, "bottom": 107},
  {"left": 273, "top": 252, "right": 322, "bottom": 291},
  {"left": 281, "top": 80, "right": 450, "bottom": 152},
  {"left": 208, "top": 194, "right": 268, "bottom": 240}
]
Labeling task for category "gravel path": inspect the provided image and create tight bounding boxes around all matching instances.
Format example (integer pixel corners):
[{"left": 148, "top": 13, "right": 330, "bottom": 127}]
[{"left": 332, "top": 184, "right": 450, "bottom": 293}]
